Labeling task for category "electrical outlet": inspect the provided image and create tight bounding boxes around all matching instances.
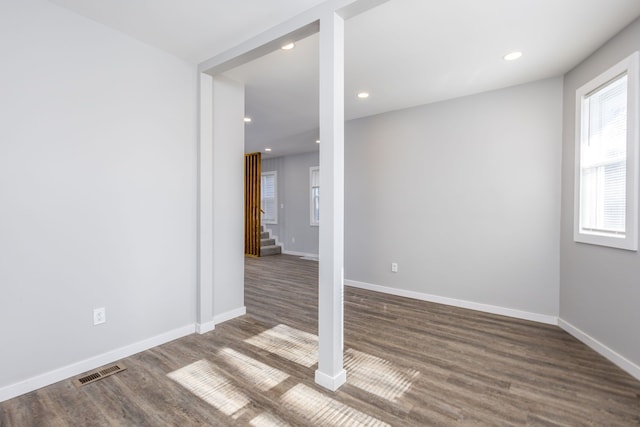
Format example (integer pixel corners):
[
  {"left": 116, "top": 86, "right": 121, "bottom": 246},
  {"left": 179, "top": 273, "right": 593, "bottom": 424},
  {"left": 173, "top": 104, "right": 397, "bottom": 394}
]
[
  {"left": 391, "top": 262, "right": 398, "bottom": 273},
  {"left": 93, "top": 307, "right": 106, "bottom": 325}
]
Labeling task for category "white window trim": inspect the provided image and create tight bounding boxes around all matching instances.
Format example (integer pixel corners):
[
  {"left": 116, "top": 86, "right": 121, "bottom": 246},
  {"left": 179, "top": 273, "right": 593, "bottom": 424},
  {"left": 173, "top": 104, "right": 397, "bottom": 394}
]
[
  {"left": 261, "top": 170, "right": 278, "bottom": 225},
  {"left": 310, "top": 166, "right": 319, "bottom": 227},
  {"left": 573, "top": 51, "right": 639, "bottom": 251}
]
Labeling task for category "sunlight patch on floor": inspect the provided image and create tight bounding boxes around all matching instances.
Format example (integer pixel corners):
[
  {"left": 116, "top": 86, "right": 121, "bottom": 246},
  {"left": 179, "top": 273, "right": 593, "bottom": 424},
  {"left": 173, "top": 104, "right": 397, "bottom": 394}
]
[
  {"left": 168, "top": 328, "right": 416, "bottom": 424},
  {"left": 218, "top": 347, "right": 289, "bottom": 392},
  {"left": 249, "top": 412, "right": 291, "bottom": 427},
  {"left": 345, "top": 348, "right": 420, "bottom": 402},
  {"left": 281, "top": 383, "right": 390, "bottom": 427},
  {"left": 245, "top": 324, "right": 318, "bottom": 367},
  {"left": 167, "top": 359, "right": 248, "bottom": 417}
]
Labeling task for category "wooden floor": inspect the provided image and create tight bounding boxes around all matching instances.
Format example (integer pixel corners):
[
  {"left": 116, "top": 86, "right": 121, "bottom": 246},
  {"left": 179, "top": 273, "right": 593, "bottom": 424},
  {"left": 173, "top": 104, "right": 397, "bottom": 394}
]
[{"left": 2, "top": 254, "right": 639, "bottom": 426}]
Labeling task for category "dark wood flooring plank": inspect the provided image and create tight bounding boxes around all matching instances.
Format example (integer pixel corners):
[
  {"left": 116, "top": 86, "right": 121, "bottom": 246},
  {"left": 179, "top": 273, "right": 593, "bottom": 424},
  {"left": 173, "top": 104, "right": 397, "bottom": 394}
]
[{"left": 37, "top": 381, "right": 112, "bottom": 427}]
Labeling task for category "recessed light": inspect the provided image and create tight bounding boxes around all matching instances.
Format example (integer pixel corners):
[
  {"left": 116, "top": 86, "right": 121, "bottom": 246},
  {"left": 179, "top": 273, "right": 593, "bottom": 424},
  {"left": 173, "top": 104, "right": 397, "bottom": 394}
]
[
  {"left": 315, "top": 139, "right": 320, "bottom": 144},
  {"left": 265, "top": 148, "right": 272, "bottom": 152},
  {"left": 281, "top": 42, "right": 295, "bottom": 50},
  {"left": 503, "top": 51, "right": 523, "bottom": 61},
  {"left": 244, "top": 117, "right": 252, "bottom": 123},
  {"left": 357, "top": 92, "right": 370, "bottom": 99}
]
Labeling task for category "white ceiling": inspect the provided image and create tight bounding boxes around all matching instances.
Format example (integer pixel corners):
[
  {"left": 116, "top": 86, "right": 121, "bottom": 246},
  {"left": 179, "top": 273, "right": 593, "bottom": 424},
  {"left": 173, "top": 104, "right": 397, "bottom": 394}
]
[
  {"left": 49, "top": 0, "right": 640, "bottom": 158},
  {"left": 48, "top": 0, "right": 328, "bottom": 63}
]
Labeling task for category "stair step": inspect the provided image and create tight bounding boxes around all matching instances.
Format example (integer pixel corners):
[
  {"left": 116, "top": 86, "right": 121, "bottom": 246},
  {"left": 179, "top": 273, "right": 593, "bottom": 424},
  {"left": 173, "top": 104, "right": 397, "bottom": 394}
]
[
  {"left": 261, "top": 238, "right": 275, "bottom": 247},
  {"left": 261, "top": 245, "right": 281, "bottom": 256},
  {"left": 260, "top": 231, "right": 269, "bottom": 239}
]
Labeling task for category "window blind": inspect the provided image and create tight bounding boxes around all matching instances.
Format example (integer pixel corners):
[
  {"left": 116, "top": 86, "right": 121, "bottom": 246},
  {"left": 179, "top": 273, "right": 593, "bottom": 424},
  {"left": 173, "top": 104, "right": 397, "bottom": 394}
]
[{"left": 261, "top": 172, "right": 277, "bottom": 224}]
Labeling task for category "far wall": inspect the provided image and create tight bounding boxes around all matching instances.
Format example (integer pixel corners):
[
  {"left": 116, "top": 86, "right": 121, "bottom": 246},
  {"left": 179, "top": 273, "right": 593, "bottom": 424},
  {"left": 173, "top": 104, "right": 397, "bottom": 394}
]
[
  {"left": 264, "top": 78, "right": 563, "bottom": 320},
  {"left": 262, "top": 151, "right": 320, "bottom": 256},
  {"left": 344, "top": 77, "right": 563, "bottom": 318}
]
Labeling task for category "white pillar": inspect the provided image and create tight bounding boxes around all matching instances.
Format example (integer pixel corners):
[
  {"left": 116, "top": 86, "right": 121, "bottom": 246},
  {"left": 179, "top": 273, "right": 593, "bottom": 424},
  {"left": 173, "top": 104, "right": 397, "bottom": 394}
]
[
  {"left": 197, "top": 74, "right": 246, "bottom": 333},
  {"left": 197, "top": 73, "right": 215, "bottom": 333},
  {"left": 211, "top": 76, "right": 246, "bottom": 322},
  {"left": 315, "top": 11, "right": 346, "bottom": 391}
]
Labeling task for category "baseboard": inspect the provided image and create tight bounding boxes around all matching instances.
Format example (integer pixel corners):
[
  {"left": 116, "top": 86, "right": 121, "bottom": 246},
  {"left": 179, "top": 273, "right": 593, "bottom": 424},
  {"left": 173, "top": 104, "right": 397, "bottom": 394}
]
[
  {"left": 213, "top": 306, "right": 246, "bottom": 325},
  {"left": 196, "top": 320, "right": 216, "bottom": 334},
  {"left": 0, "top": 324, "right": 195, "bottom": 403},
  {"left": 345, "top": 280, "right": 559, "bottom": 325},
  {"left": 282, "top": 250, "right": 319, "bottom": 258},
  {"left": 314, "top": 368, "right": 347, "bottom": 392},
  {"left": 559, "top": 319, "right": 640, "bottom": 381}
]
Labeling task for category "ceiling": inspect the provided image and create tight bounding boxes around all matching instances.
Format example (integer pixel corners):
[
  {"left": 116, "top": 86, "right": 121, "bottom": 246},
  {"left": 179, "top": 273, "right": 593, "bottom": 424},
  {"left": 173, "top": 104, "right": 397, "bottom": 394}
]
[
  {"left": 49, "top": 0, "right": 640, "bottom": 158},
  {"left": 48, "top": 0, "right": 328, "bottom": 63}
]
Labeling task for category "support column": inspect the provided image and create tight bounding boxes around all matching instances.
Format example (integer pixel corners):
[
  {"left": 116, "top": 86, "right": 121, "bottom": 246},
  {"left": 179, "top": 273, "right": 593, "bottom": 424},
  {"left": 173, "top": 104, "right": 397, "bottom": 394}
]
[
  {"left": 197, "top": 74, "right": 246, "bottom": 334},
  {"left": 315, "top": 11, "right": 346, "bottom": 391},
  {"left": 211, "top": 76, "right": 246, "bottom": 323},
  {"left": 197, "top": 73, "right": 215, "bottom": 333}
]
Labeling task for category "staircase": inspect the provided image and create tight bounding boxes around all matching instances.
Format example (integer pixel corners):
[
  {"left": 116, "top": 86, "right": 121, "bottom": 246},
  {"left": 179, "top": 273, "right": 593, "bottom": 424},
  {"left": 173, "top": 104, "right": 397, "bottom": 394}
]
[{"left": 260, "top": 226, "right": 282, "bottom": 256}]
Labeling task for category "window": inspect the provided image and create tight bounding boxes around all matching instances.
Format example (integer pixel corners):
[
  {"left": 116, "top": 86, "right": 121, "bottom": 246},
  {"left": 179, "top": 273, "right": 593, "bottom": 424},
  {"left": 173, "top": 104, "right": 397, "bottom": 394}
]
[
  {"left": 310, "top": 166, "right": 319, "bottom": 226},
  {"left": 261, "top": 171, "right": 277, "bottom": 224},
  {"left": 574, "top": 51, "right": 639, "bottom": 250}
]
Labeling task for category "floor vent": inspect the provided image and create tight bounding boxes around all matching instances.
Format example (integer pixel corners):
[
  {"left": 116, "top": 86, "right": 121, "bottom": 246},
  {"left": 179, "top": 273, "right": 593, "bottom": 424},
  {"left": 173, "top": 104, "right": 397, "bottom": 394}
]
[{"left": 73, "top": 363, "right": 127, "bottom": 387}]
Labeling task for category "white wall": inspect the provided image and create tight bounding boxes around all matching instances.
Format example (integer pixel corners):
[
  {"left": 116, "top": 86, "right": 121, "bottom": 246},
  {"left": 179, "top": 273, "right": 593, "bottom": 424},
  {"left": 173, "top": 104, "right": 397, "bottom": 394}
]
[
  {"left": 560, "top": 17, "right": 640, "bottom": 374},
  {"left": 0, "top": 0, "right": 197, "bottom": 397},
  {"left": 345, "top": 78, "right": 563, "bottom": 319},
  {"left": 262, "top": 150, "right": 320, "bottom": 256}
]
